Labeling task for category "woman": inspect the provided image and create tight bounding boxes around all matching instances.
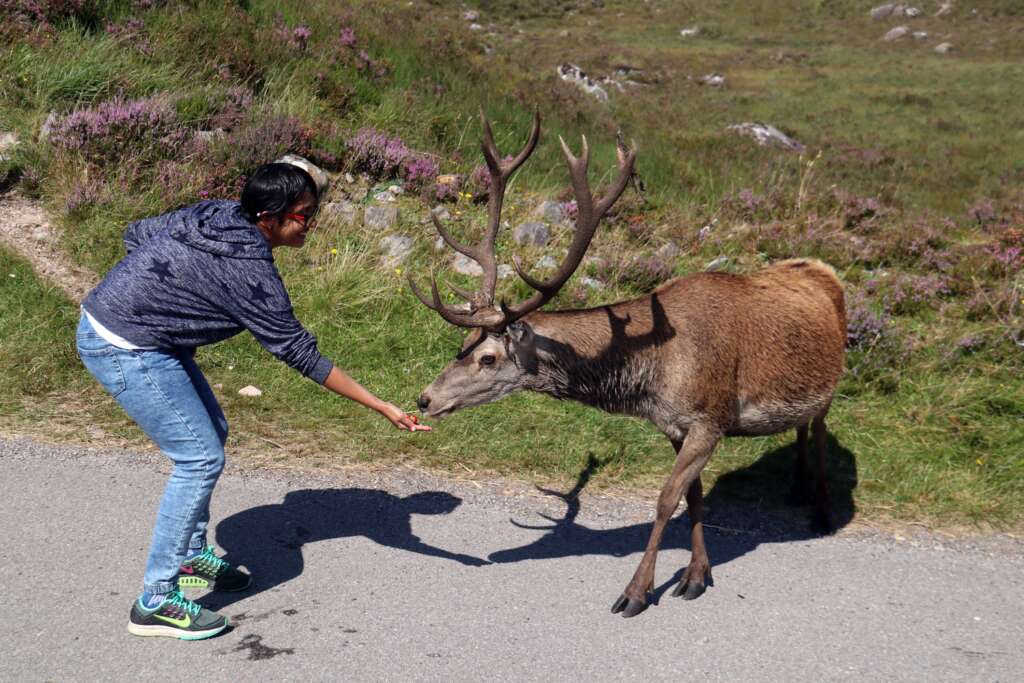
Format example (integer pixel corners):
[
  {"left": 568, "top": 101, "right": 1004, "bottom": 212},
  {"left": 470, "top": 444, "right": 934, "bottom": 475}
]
[{"left": 76, "top": 158, "right": 429, "bottom": 640}]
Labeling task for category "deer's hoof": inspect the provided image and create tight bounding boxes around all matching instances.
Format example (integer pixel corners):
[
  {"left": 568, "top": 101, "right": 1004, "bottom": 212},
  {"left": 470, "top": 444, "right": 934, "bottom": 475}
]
[
  {"left": 672, "top": 578, "right": 706, "bottom": 600},
  {"left": 611, "top": 593, "right": 648, "bottom": 617}
]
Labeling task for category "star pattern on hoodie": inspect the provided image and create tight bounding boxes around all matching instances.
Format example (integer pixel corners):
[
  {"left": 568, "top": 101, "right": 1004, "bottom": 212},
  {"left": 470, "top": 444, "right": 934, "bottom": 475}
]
[
  {"left": 248, "top": 281, "right": 273, "bottom": 305},
  {"left": 146, "top": 258, "right": 174, "bottom": 283}
]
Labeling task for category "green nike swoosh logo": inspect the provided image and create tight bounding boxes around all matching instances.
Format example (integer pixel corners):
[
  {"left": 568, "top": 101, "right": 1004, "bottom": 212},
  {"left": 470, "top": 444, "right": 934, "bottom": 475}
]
[{"left": 154, "top": 612, "right": 191, "bottom": 628}]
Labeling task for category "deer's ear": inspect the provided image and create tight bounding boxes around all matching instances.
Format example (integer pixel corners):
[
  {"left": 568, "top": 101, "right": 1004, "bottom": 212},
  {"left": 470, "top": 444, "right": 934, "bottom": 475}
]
[{"left": 506, "top": 320, "right": 533, "bottom": 345}]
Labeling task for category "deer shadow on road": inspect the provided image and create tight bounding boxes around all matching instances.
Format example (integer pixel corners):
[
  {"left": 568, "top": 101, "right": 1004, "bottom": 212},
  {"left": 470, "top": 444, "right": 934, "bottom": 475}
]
[
  {"left": 203, "top": 488, "right": 487, "bottom": 611},
  {"left": 487, "top": 436, "right": 858, "bottom": 604}
]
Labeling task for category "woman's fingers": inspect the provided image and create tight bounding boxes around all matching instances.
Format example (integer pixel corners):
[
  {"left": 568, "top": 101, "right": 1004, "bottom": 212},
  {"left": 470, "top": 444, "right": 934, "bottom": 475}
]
[
  {"left": 380, "top": 403, "right": 431, "bottom": 432},
  {"left": 402, "top": 413, "right": 432, "bottom": 432}
]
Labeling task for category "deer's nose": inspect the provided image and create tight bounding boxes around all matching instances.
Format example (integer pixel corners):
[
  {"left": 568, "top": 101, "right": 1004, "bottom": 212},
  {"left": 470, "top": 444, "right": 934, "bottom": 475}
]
[{"left": 417, "top": 394, "right": 431, "bottom": 412}]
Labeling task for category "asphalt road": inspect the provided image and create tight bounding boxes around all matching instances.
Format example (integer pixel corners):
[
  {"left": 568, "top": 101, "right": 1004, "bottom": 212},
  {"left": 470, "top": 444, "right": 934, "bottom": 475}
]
[{"left": 2, "top": 436, "right": 1022, "bottom": 682}]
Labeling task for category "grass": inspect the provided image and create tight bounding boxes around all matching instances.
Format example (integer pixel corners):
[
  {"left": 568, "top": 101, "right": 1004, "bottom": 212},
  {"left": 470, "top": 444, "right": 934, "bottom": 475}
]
[{"left": 0, "top": 0, "right": 1022, "bottom": 530}]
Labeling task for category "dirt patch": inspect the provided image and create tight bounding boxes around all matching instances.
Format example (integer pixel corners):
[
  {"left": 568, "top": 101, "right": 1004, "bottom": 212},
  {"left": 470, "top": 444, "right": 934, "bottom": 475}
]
[{"left": 0, "top": 193, "right": 97, "bottom": 301}]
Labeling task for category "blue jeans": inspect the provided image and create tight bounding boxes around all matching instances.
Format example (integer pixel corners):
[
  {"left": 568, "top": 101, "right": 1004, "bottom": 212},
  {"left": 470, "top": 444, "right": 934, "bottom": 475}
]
[{"left": 76, "top": 313, "right": 228, "bottom": 596}]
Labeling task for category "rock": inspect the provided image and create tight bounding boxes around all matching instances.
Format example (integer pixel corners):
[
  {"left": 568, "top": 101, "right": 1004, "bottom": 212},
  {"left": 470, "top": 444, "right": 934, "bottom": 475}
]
[
  {"left": 699, "top": 73, "right": 726, "bottom": 87},
  {"left": 513, "top": 221, "right": 550, "bottom": 246},
  {"left": 213, "top": 383, "right": 223, "bottom": 390},
  {"left": 727, "top": 122, "right": 806, "bottom": 153},
  {"left": 436, "top": 174, "right": 460, "bottom": 188},
  {"left": 423, "top": 205, "right": 452, "bottom": 225},
  {"left": 194, "top": 129, "right": 225, "bottom": 144},
  {"left": 935, "top": 42, "right": 955, "bottom": 54},
  {"left": 387, "top": 184, "right": 404, "bottom": 195},
  {"left": 469, "top": 23, "right": 483, "bottom": 31},
  {"left": 364, "top": 204, "right": 400, "bottom": 231},
  {"left": 344, "top": 172, "right": 356, "bottom": 184},
  {"left": 557, "top": 63, "right": 609, "bottom": 103},
  {"left": 936, "top": 2, "right": 954, "bottom": 17},
  {"left": 39, "top": 112, "right": 58, "bottom": 142},
  {"left": 0, "top": 131, "right": 17, "bottom": 161},
  {"left": 238, "top": 385, "right": 263, "bottom": 397},
  {"left": 433, "top": 236, "right": 446, "bottom": 252},
  {"left": 656, "top": 240, "right": 682, "bottom": 261},
  {"left": 274, "top": 154, "right": 330, "bottom": 197},
  {"left": 913, "top": 31, "right": 929, "bottom": 40},
  {"left": 324, "top": 200, "right": 360, "bottom": 226},
  {"left": 534, "top": 200, "right": 566, "bottom": 224},
  {"left": 536, "top": 255, "right": 559, "bottom": 270},
  {"left": 883, "top": 26, "right": 910, "bottom": 41},
  {"left": 705, "top": 256, "right": 730, "bottom": 272},
  {"left": 679, "top": 26, "right": 700, "bottom": 38},
  {"left": 452, "top": 253, "right": 483, "bottom": 276},
  {"left": 580, "top": 276, "right": 604, "bottom": 290},
  {"left": 870, "top": 4, "right": 897, "bottom": 19},
  {"left": 462, "top": 10, "right": 479, "bottom": 22},
  {"left": 497, "top": 264, "right": 514, "bottom": 280},
  {"left": 871, "top": 4, "right": 919, "bottom": 19},
  {"left": 373, "top": 191, "right": 396, "bottom": 203},
  {"left": 379, "top": 234, "right": 413, "bottom": 267}
]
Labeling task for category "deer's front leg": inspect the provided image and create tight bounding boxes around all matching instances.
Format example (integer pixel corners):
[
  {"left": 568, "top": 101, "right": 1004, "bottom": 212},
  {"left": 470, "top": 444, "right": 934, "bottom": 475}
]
[{"left": 611, "top": 425, "right": 720, "bottom": 617}]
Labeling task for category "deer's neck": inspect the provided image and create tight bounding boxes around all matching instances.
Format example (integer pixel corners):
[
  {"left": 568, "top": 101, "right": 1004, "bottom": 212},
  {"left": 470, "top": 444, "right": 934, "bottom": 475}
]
[{"left": 525, "top": 309, "right": 664, "bottom": 418}]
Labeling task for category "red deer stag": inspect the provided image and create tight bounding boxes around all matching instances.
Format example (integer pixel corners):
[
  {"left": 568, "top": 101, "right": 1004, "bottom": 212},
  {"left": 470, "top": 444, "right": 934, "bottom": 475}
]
[{"left": 410, "top": 112, "right": 846, "bottom": 618}]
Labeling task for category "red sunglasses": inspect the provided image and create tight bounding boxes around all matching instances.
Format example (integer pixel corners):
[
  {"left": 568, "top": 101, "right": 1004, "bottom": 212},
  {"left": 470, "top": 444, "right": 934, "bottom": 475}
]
[{"left": 284, "top": 212, "right": 316, "bottom": 226}]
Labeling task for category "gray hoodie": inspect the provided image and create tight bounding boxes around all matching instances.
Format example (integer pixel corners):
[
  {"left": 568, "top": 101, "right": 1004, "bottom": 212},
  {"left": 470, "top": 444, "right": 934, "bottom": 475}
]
[{"left": 81, "top": 200, "right": 334, "bottom": 384}]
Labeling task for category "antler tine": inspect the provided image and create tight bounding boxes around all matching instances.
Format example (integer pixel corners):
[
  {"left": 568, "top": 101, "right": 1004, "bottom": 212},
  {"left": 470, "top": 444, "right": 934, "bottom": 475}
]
[
  {"left": 480, "top": 109, "right": 541, "bottom": 181},
  {"left": 431, "top": 213, "right": 474, "bottom": 259},
  {"left": 407, "top": 273, "right": 504, "bottom": 328},
  {"left": 595, "top": 140, "right": 637, "bottom": 218},
  {"left": 447, "top": 282, "right": 478, "bottom": 303}
]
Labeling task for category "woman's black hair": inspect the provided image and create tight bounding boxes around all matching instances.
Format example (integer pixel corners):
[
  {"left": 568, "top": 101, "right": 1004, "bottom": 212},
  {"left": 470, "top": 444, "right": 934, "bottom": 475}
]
[{"left": 240, "top": 163, "right": 318, "bottom": 221}]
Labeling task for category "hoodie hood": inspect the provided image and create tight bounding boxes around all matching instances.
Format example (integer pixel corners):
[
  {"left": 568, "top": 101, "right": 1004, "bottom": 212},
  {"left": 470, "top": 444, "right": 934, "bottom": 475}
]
[{"left": 168, "top": 200, "right": 272, "bottom": 260}]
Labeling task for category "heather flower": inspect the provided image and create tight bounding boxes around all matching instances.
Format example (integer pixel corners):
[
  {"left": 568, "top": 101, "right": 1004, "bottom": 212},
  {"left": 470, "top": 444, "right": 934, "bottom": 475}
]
[
  {"left": 955, "top": 334, "right": 985, "bottom": 354},
  {"left": 989, "top": 228, "right": 1024, "bottom": 271},
  {"left": 338, "top": 27, "right": 357, "bottom": 49},
  {"left": 835, "top": 190, "right": 884, "bottom": 229},
  {"left": 47, "top": 95, "right": 179, "bottom": 163},
  {"left": 292, "top": 26, "right": 312, "bottom": 49},
  {"left": 967, "top": 198, "right": 997, "bottom": 226},
  {"left": 65, "top": 176, "right": 104, "bottom": 215},
  {"left": 886, "top": 273, "right": 952, "bottom": 314},
  {"left": 346, "top": 128, "right": 411, "bottom": 179},
  {"left": 208, "top": 86, "right": 254, "bottom": 131},
  {"left": 401, "top": 154, "right": 439, "bottom": 191},
  {"left": 562, "top": 199, "right": 578, "bottom": 221},
  {"left": 846, "top": 294, "right": 889, "bottom": 350}
]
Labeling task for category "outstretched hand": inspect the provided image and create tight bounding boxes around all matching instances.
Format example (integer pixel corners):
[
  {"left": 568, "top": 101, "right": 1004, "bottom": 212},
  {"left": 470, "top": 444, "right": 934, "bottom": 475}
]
[{"left": 379, "top": 402, "right": 432, "bottom": 432}]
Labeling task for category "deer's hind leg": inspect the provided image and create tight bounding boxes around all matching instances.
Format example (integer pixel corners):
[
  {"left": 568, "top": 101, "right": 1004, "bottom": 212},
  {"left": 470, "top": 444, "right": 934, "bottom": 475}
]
[
  {"left": 671, "top": 476, "right": 712, "bottom": 600},
  {"left": 811, "top": 411, "right": 833, "bottom": 534},
  {"left": 787, "top": 422, "right": 813, "bottom": 505},
  {"left": 611, "top": 424, "right": 719, "bottom": 618}
]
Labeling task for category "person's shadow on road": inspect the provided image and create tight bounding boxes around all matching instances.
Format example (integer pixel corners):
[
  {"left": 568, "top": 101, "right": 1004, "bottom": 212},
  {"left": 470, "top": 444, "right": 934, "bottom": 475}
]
[
  {"left": 203, "top": 488, "right": 487, "bottom": 611},
  {"left": 487, "top": 436, "right": 858, "bottom": 604}
]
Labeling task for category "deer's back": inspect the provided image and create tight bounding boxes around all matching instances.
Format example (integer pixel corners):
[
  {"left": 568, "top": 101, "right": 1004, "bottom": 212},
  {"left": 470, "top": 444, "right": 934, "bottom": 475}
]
[{"left": 652, "top": 259, "right": 846, "bottom": 435}]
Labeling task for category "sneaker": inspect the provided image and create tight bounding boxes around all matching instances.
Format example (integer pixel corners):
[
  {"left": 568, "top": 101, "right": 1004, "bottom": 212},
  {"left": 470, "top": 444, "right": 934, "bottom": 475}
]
[
  {"left": 179, "top": 546, "right": 252, "bottom": 592},
  {"left": 127, "top": 590, "right": 228, "bottom": 640}
]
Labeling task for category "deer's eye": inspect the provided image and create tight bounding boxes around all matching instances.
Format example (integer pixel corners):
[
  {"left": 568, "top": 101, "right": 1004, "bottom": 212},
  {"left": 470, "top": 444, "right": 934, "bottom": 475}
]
[{"left": 480, "top": 355, "right": 496, "bottom": 366}]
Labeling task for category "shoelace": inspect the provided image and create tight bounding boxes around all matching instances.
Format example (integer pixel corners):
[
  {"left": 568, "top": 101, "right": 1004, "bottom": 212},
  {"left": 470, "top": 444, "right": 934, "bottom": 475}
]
[
  {"left": 196, "top": 546, "right": 230, "bottom": 575},
  {"left": 166, "top": 590, "right": 202, "bottom": 617}
]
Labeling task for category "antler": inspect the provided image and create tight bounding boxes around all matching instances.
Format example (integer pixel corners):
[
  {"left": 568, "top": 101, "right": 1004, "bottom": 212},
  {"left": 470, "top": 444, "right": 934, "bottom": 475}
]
[
  {"left": 410, "top": 111, "right": 637, "bottom": 332},
  {"left": 408, "top": 109, "right": 541, "bottom": 327}
]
